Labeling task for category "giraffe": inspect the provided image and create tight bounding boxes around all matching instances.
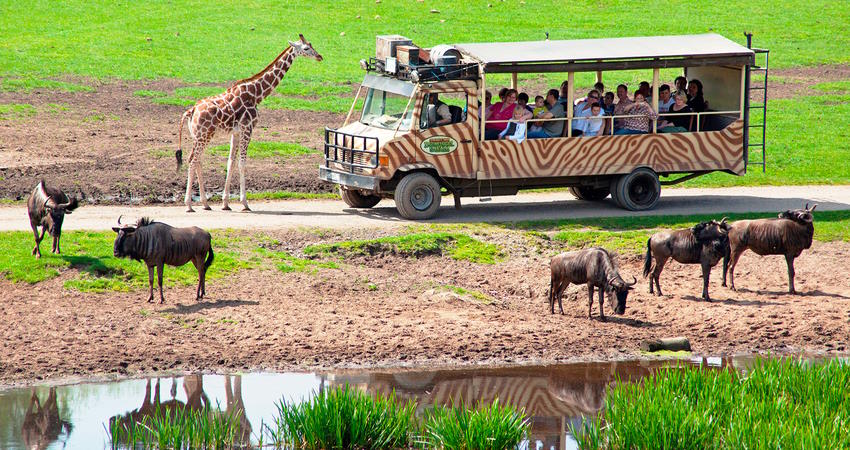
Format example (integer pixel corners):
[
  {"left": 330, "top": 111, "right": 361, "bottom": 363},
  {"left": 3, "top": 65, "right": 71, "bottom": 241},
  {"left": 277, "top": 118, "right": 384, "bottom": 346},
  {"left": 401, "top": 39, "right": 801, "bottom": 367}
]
[{"left": 176, "top": 34, "right": 322, "bottom": 212}]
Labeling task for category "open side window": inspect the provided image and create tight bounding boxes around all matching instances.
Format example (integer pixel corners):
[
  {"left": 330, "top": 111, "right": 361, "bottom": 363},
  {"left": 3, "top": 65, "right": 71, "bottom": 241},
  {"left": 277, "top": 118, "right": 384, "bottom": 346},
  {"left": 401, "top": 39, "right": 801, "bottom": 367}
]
[{"left": 420, "top": 91, "right": 468, "bottom": 129}]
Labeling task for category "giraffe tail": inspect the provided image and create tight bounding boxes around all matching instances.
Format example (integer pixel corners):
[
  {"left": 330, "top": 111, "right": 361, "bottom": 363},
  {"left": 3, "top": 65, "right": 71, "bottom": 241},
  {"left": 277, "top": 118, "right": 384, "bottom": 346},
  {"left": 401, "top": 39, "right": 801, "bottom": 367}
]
[{"left": 176, "top": 107, "right": 194, "bottom": 171}]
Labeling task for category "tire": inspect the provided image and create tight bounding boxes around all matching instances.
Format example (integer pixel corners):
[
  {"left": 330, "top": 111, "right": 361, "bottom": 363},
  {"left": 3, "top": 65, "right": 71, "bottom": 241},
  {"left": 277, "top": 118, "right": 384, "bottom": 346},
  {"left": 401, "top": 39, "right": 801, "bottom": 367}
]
[
  {"left": 340, "top": 187, "right": 381, "bottom": 208},
  {"left": 612, "top": 168, "right": 661, "bottom": 211},
  {"left": 569, "top": 186, "right": 610, "bottom": 201},
  {"left": 394, "top": 172, "right": 442, "bottom": 220}
]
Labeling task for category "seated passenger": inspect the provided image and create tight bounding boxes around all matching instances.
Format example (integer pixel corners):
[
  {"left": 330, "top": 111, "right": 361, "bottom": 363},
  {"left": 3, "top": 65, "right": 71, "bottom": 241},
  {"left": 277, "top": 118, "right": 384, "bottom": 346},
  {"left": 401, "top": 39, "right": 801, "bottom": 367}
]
[
  {"left": 574, "top": 90, "right": 599, "bottom": 116},
  {"left": 638, "top": 81, "right": 651, "bottom": 101},
  {"left": 497, "top": 87, "right": 508, "bottom": 103},
  {"left": 517, "top": 92, "right": 533, "bottom": 112},
  {"left": 687, "top": 79, "right": 707, "bottom": 113},
  {"left": 581, "top": 103, "right": 605, "bottom": 137},
  {"left": 594, "top": 81, "right": 605, "bottom": 96},
  {"left": 657, "top": 84, "right": 674, "bottom": 113},
  {"left": 573, "top": 91, "right": 600, "bottom": 136},
  {"left": 660, "top": 91, "right": 693, "bottom": 132},
  {"left": 426, "top": 93, "right": 451, "bottom": 127},
  {"left": 614, "top": 91, "right": 657, "bottom": 135},
  {"left": 601, "top": 91, "right": 615, "bottom": 116},
  {"left": 674, "top": 76, "right": 688, "bottom": 95},
  {"left": 527, "top": 89, "right": 565, "bottom": 139},
  {"left": 557, "top": 80, "right": 570, "bottom": 105},
  {"left": 484, "top": 90, "right": 493, "bottom": 115},
  {"left": 499, "top": 104, "right": 530, "bottom": 143},
  {"left": 612, "top": 84, "right": 633, "bottom": 132},
  {"left": 485, "top": 88, "right": 518, "bottom": 140}
]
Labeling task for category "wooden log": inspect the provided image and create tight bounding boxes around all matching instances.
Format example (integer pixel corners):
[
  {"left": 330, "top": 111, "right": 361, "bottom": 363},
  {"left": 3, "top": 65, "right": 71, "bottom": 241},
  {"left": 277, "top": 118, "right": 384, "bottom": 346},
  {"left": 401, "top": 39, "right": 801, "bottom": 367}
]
[{"left": 640, "top": 337, "right": 692, "bottom": 352}]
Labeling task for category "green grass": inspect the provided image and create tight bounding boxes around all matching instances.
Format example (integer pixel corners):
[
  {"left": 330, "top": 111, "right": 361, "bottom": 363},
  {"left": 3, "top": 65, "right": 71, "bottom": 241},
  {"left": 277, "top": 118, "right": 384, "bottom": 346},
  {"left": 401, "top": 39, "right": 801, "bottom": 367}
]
[
  {"left": 0, "top": 77, "right": 92, "bottom": 93},
  {"left": 208, "top": 141, "right": 317, "bottom": 159},
  {"left": 108, "top": 404, "right": 245, "bottom": 450},
  {"left": 303, "top": 232, "right": 503, "bottom": 264},
  {"left": 254, "top": 247, "right": 338, "bottom": 273},
  {"left": 507, "top": 210, "right": 850, "bottom": 254},
  {"left": 265, "top": 385, "right": 416, "bottom": 450},
  {"left": 440, "top": 284, "right": 493, "bottom": 304},
  {"left": 421, "top": 398, "right": 530, "bottom": 450},
  {"left": 0, "top": 230, "right": 250, "bottom": 292},
  {"left": 571, "top": 358, "right": 850, "bottom": 449},
  {"left": 0, "top": 103, "right": 36, "bottom": 120}
]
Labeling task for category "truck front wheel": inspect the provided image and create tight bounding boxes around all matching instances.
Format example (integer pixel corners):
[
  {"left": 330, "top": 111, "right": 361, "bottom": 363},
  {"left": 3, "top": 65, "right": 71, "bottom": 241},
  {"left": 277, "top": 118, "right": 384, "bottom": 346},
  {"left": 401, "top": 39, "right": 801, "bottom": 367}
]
[
  {"left": 340, "top": 187, "right": 382, "bottom": 208},
  {"left": 394, "top": 172, "right": 442, "bottom": 220}
]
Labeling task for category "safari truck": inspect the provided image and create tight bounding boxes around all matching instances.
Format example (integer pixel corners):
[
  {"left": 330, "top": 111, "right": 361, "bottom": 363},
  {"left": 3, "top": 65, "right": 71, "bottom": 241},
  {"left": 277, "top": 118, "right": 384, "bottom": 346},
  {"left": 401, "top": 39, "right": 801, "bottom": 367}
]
[{"left": 319, "top": 33, "right": 769, "bottom": 219}]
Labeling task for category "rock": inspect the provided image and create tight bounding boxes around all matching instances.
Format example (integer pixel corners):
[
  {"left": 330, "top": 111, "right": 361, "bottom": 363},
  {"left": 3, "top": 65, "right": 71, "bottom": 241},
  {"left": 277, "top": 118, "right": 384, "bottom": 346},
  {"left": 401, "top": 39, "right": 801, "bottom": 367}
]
[
  {"left": 340, "top": 32, "right": 346, "bottom": 36},
  {"left": 430, "top": 8, "right": 439, "bottom": 13},
  {"left": 640, "top": 336, "right": 691, "bottom": 352}
]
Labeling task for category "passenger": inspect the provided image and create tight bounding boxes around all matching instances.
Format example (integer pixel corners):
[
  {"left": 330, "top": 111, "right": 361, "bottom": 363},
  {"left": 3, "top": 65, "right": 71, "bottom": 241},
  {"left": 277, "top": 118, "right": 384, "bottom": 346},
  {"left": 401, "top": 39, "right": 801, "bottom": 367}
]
[
  {"left": 558, "top": 80, "right": 570, "bottom": 105},
  {"left": 574, "top": 90, "right": 599, "bottom": 116},
  {"left": 638, "top": 81, "right": 651, "bottom": 100},
  {"left": 426, "top": 93, "right": 452, "bottom": 127},
  {"left": 601, "top": 91, "right": 615, "bottom": 116},
  {"left": 517, "top": 92, "right": 533, "bottom": 112},
  {"left": 612, "top": 84, "right": 632, "bottom": 132},
  {"left": 614, "top": 91, "right": 657, "bottom": 135},
  {"left": 484, "top": 90, "right": 493, "bottom": 114},
  {"left": 687, "top": 79, "right": 707, "bottom": 113},
  {"left": 594, "top": 81, "right": 605, "bottom": 95},
  {"left": 499, "top": 104, "right": 530, "bottom": 143},
  {"left": 527, "top": 89, "right": 565, "bottom": 139},
  {"left": 485, "top": 88, "right": 518, "bottom": 140},
  {"left": 498, "top": 87, "right": 509, "bottom": 103},
  {"left": 674, "top": 76, "right": 688, "bottom": 95},
  {"left": 529, "top": 95, "right": 546, "bottom": 134},
  {"left": 659, "top": 91, "right": 693, "bottom": 133},
  {"left": 657, "top": 84, "right": 674, "bottom": 113},
  {"left": 581, "top": 103, "right": 606, "bottom": 137}
]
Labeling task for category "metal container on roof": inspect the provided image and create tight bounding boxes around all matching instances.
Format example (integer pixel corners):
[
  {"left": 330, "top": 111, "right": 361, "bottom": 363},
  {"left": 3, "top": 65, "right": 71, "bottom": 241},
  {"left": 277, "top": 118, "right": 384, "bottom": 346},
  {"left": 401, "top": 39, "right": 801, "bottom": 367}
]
[{"left": 429, "top": 44, "right": 462, "bottom": 66}]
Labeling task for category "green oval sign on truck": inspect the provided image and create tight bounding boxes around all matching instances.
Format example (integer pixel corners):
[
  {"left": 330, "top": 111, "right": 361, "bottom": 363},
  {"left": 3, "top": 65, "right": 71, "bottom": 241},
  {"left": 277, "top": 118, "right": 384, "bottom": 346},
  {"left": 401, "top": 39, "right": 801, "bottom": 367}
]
[{"left": 420, "top": 136, "right": 458, "bottom": 155}]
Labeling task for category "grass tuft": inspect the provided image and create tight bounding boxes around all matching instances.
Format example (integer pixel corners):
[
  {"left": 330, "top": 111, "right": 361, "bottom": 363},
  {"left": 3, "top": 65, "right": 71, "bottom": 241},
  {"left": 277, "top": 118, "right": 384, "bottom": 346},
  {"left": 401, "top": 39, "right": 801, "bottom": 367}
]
[
  {"left": 0, "top": 103, "right": 36, "bottom": 120},
  {"left": 421, "top": 398, "right": 530, "bottom": 450},
  {"left": 108, "top": 403, "right": 247, "bottom": 450},
  {"left": 208, "top": 141, "right": 317, "bottom": 159},
  {"left": 303, "top": 232, "right": 503, "bottom": 264}
]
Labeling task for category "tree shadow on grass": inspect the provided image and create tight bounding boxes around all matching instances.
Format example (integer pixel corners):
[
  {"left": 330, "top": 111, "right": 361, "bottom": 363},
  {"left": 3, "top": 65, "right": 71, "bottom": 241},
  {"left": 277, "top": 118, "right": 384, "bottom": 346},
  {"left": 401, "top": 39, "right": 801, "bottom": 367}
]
[
  {"left": 61, "top": 254, "right": 123, "bottom": 277},
  {"left": 161, "top": 298, "right": 259, "bottom": 314}
]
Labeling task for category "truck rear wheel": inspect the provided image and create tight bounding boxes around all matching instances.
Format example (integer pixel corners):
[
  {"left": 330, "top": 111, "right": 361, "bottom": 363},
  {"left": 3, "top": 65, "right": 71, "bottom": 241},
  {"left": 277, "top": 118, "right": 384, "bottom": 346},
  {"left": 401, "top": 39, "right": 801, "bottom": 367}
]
[
  {"left": 340, "top": 187, "right": 382, "bottom": 208},
  {"left": 394, "top": 172, "right": 442, "bottom": 220},
  {"left": 612, "top": 168, "right": 660, "bottom": 211},
  {"left": 569, "top": 186, "right": 610, "bottom": 201}
]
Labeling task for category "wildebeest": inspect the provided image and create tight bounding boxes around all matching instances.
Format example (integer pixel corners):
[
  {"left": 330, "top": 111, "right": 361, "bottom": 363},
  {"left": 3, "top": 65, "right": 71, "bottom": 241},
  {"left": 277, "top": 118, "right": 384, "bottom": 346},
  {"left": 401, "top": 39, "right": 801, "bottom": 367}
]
[
  {"left": 112, "top": 217, "right": 214, "bottom": 303},
  {"left": 27, "top": 180, "right": 79, "bottom": 258},
  {"left": 723, "top": 204, "right": 817, "bottom": 294},
  {"left": 643, "top": 219, "right": 729, "bottom": 301},
  {"left": 549, "top": 248, "right": 636, "bottom": 320}
]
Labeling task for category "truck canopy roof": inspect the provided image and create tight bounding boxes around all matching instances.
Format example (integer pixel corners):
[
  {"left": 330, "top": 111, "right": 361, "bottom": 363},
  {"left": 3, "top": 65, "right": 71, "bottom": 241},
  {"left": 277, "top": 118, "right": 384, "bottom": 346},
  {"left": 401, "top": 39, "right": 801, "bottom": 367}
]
[{"left": 455, "top": 33, "right": 755, "bottom": 74}]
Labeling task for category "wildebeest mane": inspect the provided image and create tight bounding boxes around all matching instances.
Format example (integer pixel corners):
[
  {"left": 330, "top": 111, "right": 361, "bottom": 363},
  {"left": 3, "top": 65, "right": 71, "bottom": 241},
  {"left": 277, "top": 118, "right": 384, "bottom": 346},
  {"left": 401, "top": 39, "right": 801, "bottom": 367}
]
[{"left": 136, "top": 217, "right": 154, "bottom": 227}]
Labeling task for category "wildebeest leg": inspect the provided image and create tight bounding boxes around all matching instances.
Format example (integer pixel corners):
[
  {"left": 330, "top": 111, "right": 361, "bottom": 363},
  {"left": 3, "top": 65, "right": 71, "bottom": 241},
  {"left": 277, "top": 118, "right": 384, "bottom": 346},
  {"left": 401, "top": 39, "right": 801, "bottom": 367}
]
[
  {"left": 52, "top": 234, "right": 60, "bottom": 254},
  {"left": 221, "top": 131, "right": 239, "bottom": 211},
  {"left": 157, "top": 263, "right": 166, "bottom": 303},
  {"left": 548, "top": 277, "right": 556, "bottom": 314},
  {"left": 587, "top": 284, "right": 594, "bottom": 319},
  {"left": 31, "top": 223, "right": 45, "bottom": 258},
  {"left": 598, "top": 286, "right": 606, "bottom": 321},
  {"left": 237, "top": 117, "right": 256, "bottom": 212},
  {"left": 652, "top": 257, "right": 666, "bottom": 296},
  {"left": 786, "top": 254, "right": 796, "bottom": 294},
  {"left": 701, "top": 262, "right": 712, "bottom": 301},
  {"left": 147, "top": 265, "right": 155, "bottom": 302},
  {"left": 192, "top": 257, "right": 204, "bottom": 301},
  {"left": 727, "top": 247, "right": 745, "bottom": 291}
]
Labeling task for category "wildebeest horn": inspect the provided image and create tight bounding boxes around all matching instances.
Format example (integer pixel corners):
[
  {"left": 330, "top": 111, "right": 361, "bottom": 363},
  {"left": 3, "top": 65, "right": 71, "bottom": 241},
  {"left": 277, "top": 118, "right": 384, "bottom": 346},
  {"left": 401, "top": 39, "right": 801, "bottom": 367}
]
[
  {"left": 809, "top": 204, "right": 818, "bottom": 212},
  {"left": 626, "top": 276, "right": 637, "bottom": 286},
  {"left": 720, "top": 216, "right": 728, "bottom": 224},
  {"left": 117, "top": 214, "right": 123, "bottom": 225},
  {"left": 804, "top": 202, "right": 809, "bottom": 210}
]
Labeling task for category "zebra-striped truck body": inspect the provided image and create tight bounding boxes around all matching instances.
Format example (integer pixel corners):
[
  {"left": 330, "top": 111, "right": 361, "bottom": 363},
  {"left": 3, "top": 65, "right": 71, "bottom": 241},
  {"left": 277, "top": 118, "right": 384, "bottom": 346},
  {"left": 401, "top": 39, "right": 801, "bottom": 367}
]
[{"left": 321, "top": 34, "right": 765, "bottom": 219}]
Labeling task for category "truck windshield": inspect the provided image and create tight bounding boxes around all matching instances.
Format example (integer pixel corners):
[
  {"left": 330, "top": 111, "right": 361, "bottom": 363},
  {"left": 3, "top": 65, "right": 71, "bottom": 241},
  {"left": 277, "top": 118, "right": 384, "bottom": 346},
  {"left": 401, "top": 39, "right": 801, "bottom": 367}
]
[{"left": 359, "top": 88, "right": 413, "bottom": 131}]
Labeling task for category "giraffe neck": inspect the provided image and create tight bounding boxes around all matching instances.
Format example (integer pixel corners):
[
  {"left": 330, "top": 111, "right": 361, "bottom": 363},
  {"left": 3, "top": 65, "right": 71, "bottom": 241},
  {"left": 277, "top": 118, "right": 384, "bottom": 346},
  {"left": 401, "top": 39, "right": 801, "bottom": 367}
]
[{"left": 247, "top": 47, "right": 296, "bottom": 103}]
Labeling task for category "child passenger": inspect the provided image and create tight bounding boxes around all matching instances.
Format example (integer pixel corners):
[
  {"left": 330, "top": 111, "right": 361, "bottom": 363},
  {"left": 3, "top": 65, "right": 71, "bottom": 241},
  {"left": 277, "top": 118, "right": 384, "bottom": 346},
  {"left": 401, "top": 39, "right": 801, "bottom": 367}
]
[
  {"left": 499, "top": 104, "right": 530, "bottom": 144},
  {"left": 581, "top": 103, "right": 605, "bottom": 137},
  {"left": 529, "top": 95, "right": 546, "bottom": 133}
]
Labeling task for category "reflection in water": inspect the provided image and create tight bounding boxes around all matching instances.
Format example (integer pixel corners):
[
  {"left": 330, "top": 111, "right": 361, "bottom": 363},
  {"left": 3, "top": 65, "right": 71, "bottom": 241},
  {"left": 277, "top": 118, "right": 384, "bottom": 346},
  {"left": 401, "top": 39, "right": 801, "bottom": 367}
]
[{"left": 21, "top": 388, "right": 72, "bottom": 450}]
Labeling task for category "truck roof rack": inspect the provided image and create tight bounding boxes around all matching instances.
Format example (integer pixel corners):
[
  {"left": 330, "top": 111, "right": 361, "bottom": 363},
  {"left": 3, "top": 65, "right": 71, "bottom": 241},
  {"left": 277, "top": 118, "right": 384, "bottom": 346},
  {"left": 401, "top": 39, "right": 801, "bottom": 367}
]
[{"left": 365, "top": 57, "right": 479, "bottom": 83}]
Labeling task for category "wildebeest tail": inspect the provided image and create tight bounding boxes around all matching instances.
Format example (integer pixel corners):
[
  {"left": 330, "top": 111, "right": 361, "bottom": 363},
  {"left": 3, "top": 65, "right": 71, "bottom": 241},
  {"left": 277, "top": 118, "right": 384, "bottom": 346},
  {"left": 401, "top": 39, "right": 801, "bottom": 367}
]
[
  {"left": 643, "top": 237, "right": 653, "bottom": 278},
  {"left": 204, "top": 246, "right": 214, "bottom": 270},
  {"left": 176, "top": 107, "right": 194, "bottom": 171}
]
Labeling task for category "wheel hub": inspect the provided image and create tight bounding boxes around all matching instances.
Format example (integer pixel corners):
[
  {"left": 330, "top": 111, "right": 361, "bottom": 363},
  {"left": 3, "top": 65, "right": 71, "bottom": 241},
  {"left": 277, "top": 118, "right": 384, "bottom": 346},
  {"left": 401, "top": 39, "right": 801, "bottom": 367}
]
[{"left": 411, "top": 186, "right": 433, "bottom": 210}]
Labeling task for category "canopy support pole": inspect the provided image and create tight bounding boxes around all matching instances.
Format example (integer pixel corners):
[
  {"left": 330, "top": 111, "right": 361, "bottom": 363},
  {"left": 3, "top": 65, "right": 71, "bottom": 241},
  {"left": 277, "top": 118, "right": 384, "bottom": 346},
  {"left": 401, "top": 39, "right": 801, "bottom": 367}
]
[
  {"left": 652, "top": 68, "right": 660, "bottom": 133},
  {"left": 567, "top": 72, "right": 574, "bottom": 137},
  {"left": 510, "top": 73, "right": 517, "bottom": 90}
]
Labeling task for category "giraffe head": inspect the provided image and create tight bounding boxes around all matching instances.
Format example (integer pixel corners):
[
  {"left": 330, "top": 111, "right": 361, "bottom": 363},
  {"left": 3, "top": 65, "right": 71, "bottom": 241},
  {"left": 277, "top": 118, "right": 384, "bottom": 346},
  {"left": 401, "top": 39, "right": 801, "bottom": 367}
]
[{"left": 289, "top": 34, "right": 323, "bottom": 62}]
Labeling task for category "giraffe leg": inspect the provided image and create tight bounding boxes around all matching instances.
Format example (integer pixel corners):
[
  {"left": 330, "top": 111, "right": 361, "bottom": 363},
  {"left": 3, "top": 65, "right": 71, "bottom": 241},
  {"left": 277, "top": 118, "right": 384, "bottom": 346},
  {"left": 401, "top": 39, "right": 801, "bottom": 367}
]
[
  {"left": 195, "top": 157, "right": 211, "bottom": 211},
  {"left": 222, "top": 131, "right": 239, "bottom": 211},
  {"left": 184, "top": 157, "right": 196, "bottom": 213},
  {"left": 238, "top": 123, "right": 254, "bottom": 212}
]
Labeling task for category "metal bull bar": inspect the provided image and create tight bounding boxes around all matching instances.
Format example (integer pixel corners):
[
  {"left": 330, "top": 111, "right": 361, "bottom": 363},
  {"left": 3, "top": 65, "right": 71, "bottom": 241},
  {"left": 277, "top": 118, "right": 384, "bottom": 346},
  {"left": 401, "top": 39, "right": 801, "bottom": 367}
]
[{"left": 324, "top": 128, "right": 380, "bottom": 173}]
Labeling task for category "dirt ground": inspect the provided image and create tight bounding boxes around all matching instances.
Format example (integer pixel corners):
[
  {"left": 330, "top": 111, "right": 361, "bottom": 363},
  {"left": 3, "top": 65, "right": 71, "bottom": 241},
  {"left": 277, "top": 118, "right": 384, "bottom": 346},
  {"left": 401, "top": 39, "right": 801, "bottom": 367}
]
[
  {"left": 1, "top": 228, "right": 848, "bottom": 388},
  {"left": 1, "top": 65, "right": 848, "bottom": 204}
]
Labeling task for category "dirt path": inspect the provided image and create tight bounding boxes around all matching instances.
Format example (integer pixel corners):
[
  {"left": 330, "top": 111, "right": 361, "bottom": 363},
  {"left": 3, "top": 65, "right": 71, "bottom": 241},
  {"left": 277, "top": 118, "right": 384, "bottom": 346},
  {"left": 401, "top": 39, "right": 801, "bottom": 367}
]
[{"left": 1, "top": 185, "right": 848, "bottom": 232}]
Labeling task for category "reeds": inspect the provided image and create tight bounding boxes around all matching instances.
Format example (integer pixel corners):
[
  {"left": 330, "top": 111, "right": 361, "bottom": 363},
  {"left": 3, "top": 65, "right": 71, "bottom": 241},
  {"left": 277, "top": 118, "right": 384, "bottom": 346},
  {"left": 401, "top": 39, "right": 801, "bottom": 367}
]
[
  {"left": 108, "top": 404, "right": 246, "bottom": 450},
  {"left": 571, "top": 358, "right": 850, "bottom": 449},
  {"left": 420, "top": 398, "right": 530, "bottom": 450}
]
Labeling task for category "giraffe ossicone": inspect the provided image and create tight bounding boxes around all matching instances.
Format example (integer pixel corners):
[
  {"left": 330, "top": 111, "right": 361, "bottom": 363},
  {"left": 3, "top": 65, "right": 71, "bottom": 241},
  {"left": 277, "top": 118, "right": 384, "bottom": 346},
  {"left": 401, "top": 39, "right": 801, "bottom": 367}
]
[{"left": 176, "top": 35, "right": 322, "bottom": 212}]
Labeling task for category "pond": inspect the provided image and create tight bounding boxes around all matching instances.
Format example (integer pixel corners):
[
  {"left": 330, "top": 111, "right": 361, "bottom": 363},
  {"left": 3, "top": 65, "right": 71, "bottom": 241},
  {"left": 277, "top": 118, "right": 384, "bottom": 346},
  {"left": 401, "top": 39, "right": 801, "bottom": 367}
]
[{"left": 0, "top": 355, "right": 757, "bottom": 450}]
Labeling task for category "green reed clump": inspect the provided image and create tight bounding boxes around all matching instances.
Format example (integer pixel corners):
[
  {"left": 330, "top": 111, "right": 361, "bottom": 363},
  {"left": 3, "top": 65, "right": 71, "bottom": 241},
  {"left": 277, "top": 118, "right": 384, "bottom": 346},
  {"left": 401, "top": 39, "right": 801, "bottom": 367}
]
[
  {"left": 108, "top": 404, "right": 246, "bottom": 449},
  {"left": 572, "top": 358, "right": 850, "bottom": 449},
  {"left": 265, "top": 385, "right": 417, "bottom": 449},
  {"left": 420, "top": 398, "right": 530, "bottom": 450}
]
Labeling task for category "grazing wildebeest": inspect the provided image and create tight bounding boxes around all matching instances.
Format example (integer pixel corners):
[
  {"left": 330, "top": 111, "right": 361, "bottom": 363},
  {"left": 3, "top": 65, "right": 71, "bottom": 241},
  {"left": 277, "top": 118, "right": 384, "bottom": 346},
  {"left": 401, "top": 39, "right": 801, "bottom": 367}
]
[
  {"left": 112, "top": 217, "right": 214, "bottom": 303},
  {"left": 644, "top": 219, "right": 729, "bottom": 301},
  {"left": 723, "top": 204, "right": 817, "bottom": 294},
  {"left": 26, "top": 180, "right": 79, "bottom": 258},
  {"left": 549, "top": 248, "right": 636, "bottom": 320}
]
